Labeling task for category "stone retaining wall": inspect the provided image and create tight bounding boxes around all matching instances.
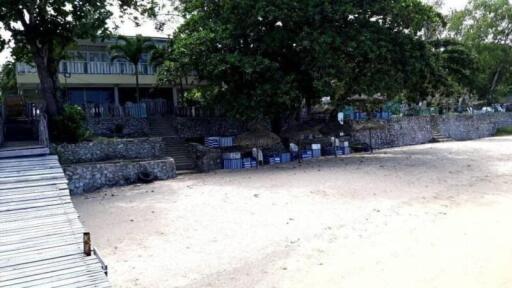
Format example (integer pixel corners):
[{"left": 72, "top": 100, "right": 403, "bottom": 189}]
[
  {"left": 64, "top": 158, "right": 176, "bottom": 194},
  {"left": 436, "top": 113, "right": 512, "bottom": 140},
  {"left": 175, "top": 117, "right": 247, "bottom": 138},
  {"left": 352, "top": 112, "right": 512, "bottom": 149},
  {"left": 87, "top": 117, "right": 149, "bottom": 137},
  {"left": 189, "top": 143, "right": 222, "bottom": 172},
  {"left": 52, "top": 138, "right": 163, "bottom": 164}
]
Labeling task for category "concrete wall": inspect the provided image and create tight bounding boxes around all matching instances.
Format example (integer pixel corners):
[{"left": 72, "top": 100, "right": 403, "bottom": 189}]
[
  {"left": 64, "top": 158, "right": 176, "bottom": 194},
  {"left": 352, "top": 112, "right": 512, "bottom": 149},
  {"left": 52, "top": 137, "right": 163, "bottom": 164}
]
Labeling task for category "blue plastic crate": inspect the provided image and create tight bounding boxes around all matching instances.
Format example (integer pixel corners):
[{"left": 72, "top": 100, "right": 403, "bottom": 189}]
[
  {"left": 265, "top": 155, "right": 281, "bottom": 165},
  {"left": 301, "top": 149, "right": 313, "bottom": 160},
  {"left": 374, "top": 111, "right": 391, "bottom": 120},
  {"left": 280, "top": 152, "right": 291, "bottom": 163},
  {"left": 242, "top": 157, "right": 257, "bottom": 168},
  {"left": 222, "top": 152, "right": 241, "bottom": 160},
  {"left": 312, "top": 148, "right": 321, "bottom": 158},
  {"left": 223, "top": 159, "right": 242, "bottom": 169},
  {"left": 219, "top": 136, "right": 234, "bottom": 147},
  {"left": 205, "top": 137, "right": 220, "bottom": 148},
  {"left": 335, "top": 146, "right": 351, "bottom": 156}
]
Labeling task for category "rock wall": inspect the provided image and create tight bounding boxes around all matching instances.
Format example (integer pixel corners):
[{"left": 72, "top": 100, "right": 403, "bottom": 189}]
[
  {"left": 351, "top": 112, "right": 512, "bottom": 149},
  {"left": 189, "top": 143, "right": 222, "bottom": 172},
  {"left": 87, "top": 117, "right": 149, "bottom": 137},
  {"left": 175, "top": 117, "right": 247, "bottom": 138},
  {"left": 64, "top": 158, "right": 176, "bottom": 194},
  {"left": 351, "top": 116, "right": 433, "bottom": 149},
  {"left": 52, "top": 138, "right": 163, "bottom": 164},
  {"left": 436, "top": 113, "right": 512, "bottom": 140}
]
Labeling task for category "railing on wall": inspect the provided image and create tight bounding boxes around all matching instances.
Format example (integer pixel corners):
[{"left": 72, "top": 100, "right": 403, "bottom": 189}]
[
  {"left": 174, "top": 106, "right": 222, "bottom": 118},
  {"left": 38, "top": 114, "right": 49, "bottom": 147},
  {"left": 25, "top": 103, "right": 45, "bottom": 120},
  {"left": 80, "top": 99, "right": 220, "bottom": 119},
  {"left": 16, "top": 62, "right": 156, "bottom": 76}
]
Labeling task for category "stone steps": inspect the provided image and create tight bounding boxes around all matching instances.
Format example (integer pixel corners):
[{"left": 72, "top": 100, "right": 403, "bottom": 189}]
[
  {"left": 432, "top": 131, "right": 453, "bottom": 143},
  {"left": 161, "top": 137, "right": 196, "bottom": 171}
]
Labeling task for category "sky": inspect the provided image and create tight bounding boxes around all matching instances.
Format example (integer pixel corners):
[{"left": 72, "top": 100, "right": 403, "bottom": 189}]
[{"left": 0, "top": 0, "right": 469, "bottom": 65}]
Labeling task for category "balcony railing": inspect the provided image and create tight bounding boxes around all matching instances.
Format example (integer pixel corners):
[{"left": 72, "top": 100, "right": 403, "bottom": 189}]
[{"left": 16, "top": 61, "right": 156, "bottom": 76}]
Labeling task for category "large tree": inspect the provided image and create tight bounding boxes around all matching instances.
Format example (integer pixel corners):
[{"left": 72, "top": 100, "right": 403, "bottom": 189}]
[
  {"left": 0, "top": 0, "right": 116, "bottom": 115},
  {"left": 449, "top": 0, "right": 512, "bottom": 104},
  {"left": 160, "top": 0, "right": 443, "bottom": 131}
]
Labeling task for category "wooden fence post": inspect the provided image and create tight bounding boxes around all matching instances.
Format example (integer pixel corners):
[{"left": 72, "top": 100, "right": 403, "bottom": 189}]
[{"left": 83, "top": 232, "right": 92, "bottom": 256}]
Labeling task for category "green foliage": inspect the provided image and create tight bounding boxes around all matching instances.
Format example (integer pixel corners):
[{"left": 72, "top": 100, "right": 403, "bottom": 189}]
[
  {"left": 0, "top": 0, "right": 147, "bottom": 115},
  {"left": 159, "top": 0, "right": 452, "bottom": 129},
  {"left": 51, "top": 105, "right": 91, "bottom": 144},
  {"left": 110, "top": 35, "right": 157, "bottom": 102},
  {"left": 110, "top": 35, "right": 157, "bottom": 66},
  {"left": 495, "top": 126, "right": 512, "bottom": 136},
  {"left": 448, "top": 0, "right": 512, "bottom": 104},
  {"left": 0, "top": 61, "right": 16, "bottom": 101}
]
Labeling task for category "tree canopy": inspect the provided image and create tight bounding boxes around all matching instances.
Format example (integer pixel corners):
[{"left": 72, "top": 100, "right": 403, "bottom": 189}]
[
  {"left": 110, "top": 35, "right": 157, "bottom": 102},
  {"left": 158, "top": 0, "right": 474, "bottom": 130},
  {"left": 449, "top": 0, "right": 512, "bottom": 104}
]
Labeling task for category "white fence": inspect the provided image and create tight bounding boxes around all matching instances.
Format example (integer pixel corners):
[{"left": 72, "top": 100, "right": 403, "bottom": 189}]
[{"left": 16, "top": 61, "right": 155, "bottom": 76}]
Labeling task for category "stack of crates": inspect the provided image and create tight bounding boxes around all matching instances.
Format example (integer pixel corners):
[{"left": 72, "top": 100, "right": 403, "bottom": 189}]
[
  {"left": 223, "top": 151, "right": 242, "bottom": 169},
  {"left": 311, "top": 144, "right": 321, "bottom": 158},
  {"left": 242, "top": 157, "right": 257, "bottom": 169},
  {"left": 301, "top": 149, "right": 313, "bottom": 160},
  {"left": 206, "top": 136, "right": 235, "bottom": 148},
  {"left": 280, "top": 152, "right": 291, "bottom": 163},
  {"left": 335, "top": 141, "right": 351, "bottom": 156},
  {"left": 374, "top": 111, "right": 391, "bottom": 120},
  {"left": 352, "top": 112, "right": 368, "bottom": 121},
  {"left": 266, "top": 155, "right": 281, "bottom": 165}
]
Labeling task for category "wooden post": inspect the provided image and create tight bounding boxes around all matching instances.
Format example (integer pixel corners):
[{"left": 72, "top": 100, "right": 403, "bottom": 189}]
[{"left": 83, "top": 232, "right": 91, "bottom": 256}]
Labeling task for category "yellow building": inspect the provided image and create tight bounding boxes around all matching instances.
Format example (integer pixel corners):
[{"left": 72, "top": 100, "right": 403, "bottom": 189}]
[{"left": 15, "top": 36, "right": 199, "bottom": 118}]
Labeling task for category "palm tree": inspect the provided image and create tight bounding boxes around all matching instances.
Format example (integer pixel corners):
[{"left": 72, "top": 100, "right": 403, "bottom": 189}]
[{"left": 110, "top": 35, "right": 157, "bottom": 102}]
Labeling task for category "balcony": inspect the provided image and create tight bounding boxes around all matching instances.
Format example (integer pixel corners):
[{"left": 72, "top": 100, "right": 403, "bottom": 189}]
[{"left": 16, "top": 61, "right": 156, "bottom": 76}]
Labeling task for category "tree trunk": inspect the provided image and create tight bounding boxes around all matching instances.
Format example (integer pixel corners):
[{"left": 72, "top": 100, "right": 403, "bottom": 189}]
[
  {"left": 488, "top": 65, "right": 503, "bottom": 104},
  {"left": 33, "top": 53, "right": 59, "bottom": 116},
  {"left": 135, "top": 64, "right": 140, "bottom": 103},
  {"left": 271, "top": 114, "right": 282, "bottom": 135}
]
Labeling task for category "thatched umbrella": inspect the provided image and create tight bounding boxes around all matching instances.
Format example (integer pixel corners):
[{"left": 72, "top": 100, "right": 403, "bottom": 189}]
[{"left": 235, "top": 124, "right": 282, "bottom": 149}]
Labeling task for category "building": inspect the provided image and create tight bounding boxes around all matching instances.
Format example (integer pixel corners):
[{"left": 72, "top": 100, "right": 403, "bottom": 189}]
[{"left": 13, "top": 36, "right": 200, "bottom": 119}]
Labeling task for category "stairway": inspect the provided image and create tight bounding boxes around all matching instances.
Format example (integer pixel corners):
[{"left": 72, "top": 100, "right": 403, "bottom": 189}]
[
  {"left": 161, "top": 137, "right": 196, "bottom": 171},
  {"left": 149, "top": 116, "right": 196, "bottom": 171},
  {"left": 431, "top": 129, "right": 453, "bottom": 143},
  {"left": 149, "top": 115, "right": 178, "bottom": 137},
  {"left": 4, "top": 117, "right": 36, "bottom": 142}
]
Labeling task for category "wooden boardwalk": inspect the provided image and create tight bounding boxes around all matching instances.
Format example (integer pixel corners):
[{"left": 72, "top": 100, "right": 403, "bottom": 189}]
[{"left": 0, "top": 154, "right": 111, "bottom": 287}]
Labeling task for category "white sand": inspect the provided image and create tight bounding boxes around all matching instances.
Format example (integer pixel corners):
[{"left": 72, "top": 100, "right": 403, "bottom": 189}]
[{"left": 73, "top": 136, "right": 512, "bottom": 288}]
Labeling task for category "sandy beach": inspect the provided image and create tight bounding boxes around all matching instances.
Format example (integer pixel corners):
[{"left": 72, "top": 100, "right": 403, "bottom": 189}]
[{"left": 73, "top": 136, "right": 512, "bottom": 288}]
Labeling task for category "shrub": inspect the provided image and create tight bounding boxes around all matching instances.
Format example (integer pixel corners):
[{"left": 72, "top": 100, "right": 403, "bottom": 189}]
[
  {"left": 495, "top": 126, "right": 512, "bottom": 137},
  {"left": 51, "top": 105, "right": 91, "bottom": 143}
]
